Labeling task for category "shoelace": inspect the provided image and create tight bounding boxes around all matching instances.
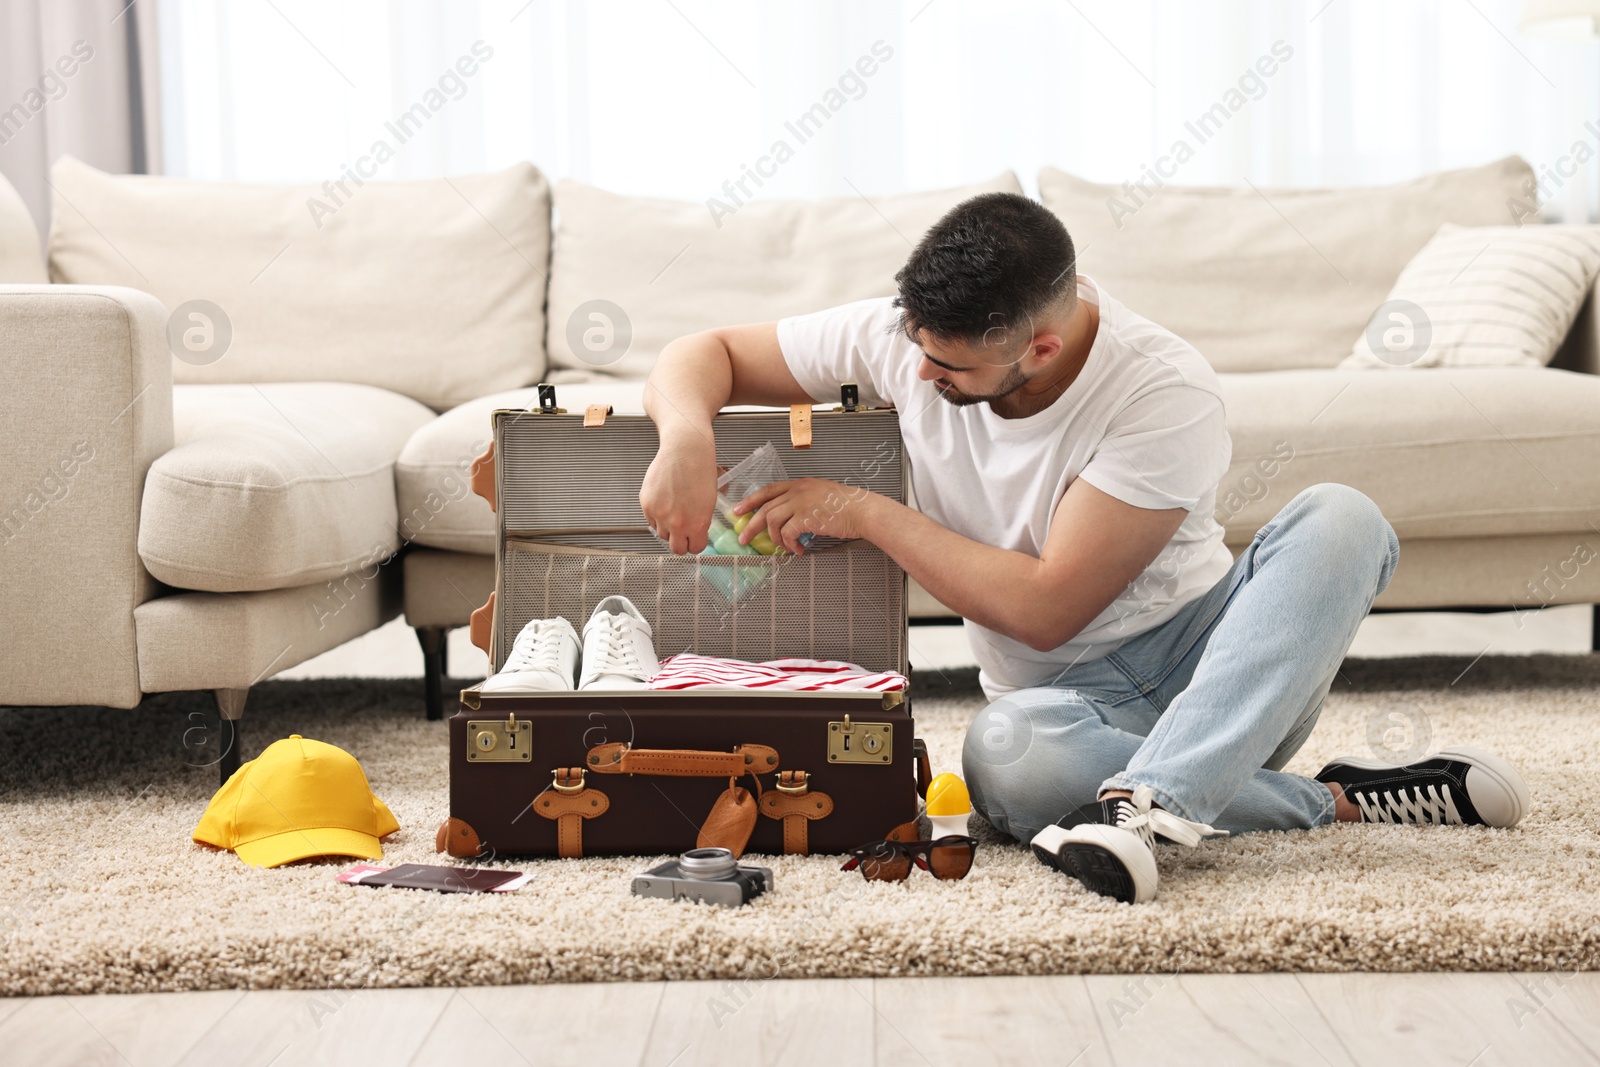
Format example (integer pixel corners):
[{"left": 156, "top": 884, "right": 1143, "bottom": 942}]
[
  {"left": 587, "top": 615, "right": 643, "bottom": 677},
  {"left": 501, "top": 621, "right": 569, "bottom": 674},
  {"left": 1114, "top": 785, "right": 1227, "bottom": 850},
  {"left": 1353, "top": 783, "right": 1463, "bottom": 825}
]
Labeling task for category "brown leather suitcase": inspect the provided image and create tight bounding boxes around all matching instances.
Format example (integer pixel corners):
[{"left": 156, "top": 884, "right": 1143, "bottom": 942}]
[{"left": 437, "top": 385, "right": 925, "bottom": 860}]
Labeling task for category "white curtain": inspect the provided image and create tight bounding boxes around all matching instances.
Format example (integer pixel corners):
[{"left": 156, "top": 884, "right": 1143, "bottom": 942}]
[
  {"left": 157, "top": 0, "right": 1600, "bottom": 221},
  {"left": 0, "top": 0, "right": 162, "bottom": 236}
]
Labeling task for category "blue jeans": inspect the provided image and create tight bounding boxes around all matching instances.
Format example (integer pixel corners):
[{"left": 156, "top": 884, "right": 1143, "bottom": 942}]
[{"left": 962, "top": 483, "right": 1400, "bottom": 840}]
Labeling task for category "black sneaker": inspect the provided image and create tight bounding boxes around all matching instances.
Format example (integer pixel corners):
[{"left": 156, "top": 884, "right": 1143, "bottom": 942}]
[
  {"left": 1030, "top": 787, "right": 1223, "bottom": 905},
  {"left": 1315, "top": 746, "right": 1528, "bottom": 828}
]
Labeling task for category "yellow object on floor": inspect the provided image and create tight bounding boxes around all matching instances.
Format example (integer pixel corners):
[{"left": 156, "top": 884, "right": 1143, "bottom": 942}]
[
  {"left": 924, "top": 772, "right": 971, "bottom": 817},
  {"left": 192, "top": 734, "right": 398, "bottom": 868},
  {"left": 924, "top": 771, "right": 973, "bottom": 839}
]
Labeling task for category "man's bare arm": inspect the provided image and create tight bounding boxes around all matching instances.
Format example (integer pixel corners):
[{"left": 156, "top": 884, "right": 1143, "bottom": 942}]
[
  {"left": 734, "top": 474, "right": 1184, "bottom": 650},
  {"left": 856, "top": 479, "right": 1187, "bottom": 652},
  {"left": 640, "top": 323, "right": 812, "bottom": 554}
]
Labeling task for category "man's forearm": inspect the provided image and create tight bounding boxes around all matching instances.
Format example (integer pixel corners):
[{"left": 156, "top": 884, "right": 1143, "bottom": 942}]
[
  {"left": 857, "top": 494, "right": 1084, "bottom": 651},
  {"left": 643, "top": 334, "right": 732, "bottom": 446}
]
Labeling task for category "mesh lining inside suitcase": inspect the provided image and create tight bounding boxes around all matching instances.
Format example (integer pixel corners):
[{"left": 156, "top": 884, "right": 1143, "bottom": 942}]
[{"left": 500, "top": 541, "right": 906, "bottom": 672}]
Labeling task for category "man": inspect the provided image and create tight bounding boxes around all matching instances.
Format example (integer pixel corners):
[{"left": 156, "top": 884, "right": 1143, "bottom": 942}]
[{"left": 640, "top": 192, "right": 1529, "bottom": 904}]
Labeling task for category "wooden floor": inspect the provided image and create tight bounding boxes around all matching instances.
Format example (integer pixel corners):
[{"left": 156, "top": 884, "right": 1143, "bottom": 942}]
[
  {"left": 3, "top": 973, "right": 1598, "bottom": 1066},
  {"left": 5, "top": 608, "right": 1593, "bottom": 1067}
]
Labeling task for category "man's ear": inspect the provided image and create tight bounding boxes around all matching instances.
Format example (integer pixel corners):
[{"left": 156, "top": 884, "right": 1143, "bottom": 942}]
[{"left": 1028, "top": 332, "right": 1066, "bottom": 366}]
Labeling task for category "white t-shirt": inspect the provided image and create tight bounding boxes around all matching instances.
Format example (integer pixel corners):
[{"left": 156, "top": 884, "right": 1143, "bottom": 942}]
[{"left": 776, "top": 278, "right": 1234, "bottom": 699}]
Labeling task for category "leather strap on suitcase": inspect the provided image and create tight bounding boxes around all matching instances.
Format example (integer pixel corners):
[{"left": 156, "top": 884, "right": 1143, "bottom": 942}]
[
  {"left": 759, "top": 770, "right": 834, "bottom": 856},
  {"left": 586, "top": 742, "right": 779, "bottom": 777},
  {"left": 531, "top": 743, "right": 799, "bottom": 859},
  {"left": 534, "top": 768, "right": 610, "bottom": 858}
]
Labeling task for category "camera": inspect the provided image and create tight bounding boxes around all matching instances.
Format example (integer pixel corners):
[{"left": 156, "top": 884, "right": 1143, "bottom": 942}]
[{"left": 631, "top": 847, "right": 773, "bottom": 907}]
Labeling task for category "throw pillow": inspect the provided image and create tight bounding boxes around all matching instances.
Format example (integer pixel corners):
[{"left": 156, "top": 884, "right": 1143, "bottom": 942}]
[
  {"left": 1037, "top": 156, "right": 1535, "bottom": 373},
  {"left": 0, "top": 170, "right": 45, "bottom": 283},
  {"left": 48, "top": 157, "right": 551, "bottom": 411},
  {"left": 1340, "top": 223, "right": 1600, "bottom": 369}
]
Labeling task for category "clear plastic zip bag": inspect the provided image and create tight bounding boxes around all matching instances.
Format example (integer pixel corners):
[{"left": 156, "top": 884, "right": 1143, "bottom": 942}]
[{"left": 698, "top": 442, "right": 808, "bottom": 602}]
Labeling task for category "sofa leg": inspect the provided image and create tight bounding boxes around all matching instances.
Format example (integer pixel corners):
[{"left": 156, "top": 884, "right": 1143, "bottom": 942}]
[
  {"left": 1593, "top": 605, "right": 1599, "bottom": 652},
  {"left": 214, "top": 687, "right": 248, "bottom": 783},
  {"left": 417, "top": 626, "right": 448, "bottom": 721}
]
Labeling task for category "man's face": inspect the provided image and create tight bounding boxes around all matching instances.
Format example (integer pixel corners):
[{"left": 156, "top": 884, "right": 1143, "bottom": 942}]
[{"left": 913, "top": 332, "right": 1033, "bottom": 406}]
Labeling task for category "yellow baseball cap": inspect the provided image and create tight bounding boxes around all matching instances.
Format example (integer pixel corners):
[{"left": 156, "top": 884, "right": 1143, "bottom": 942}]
[{"left": 193, "top": 735, "right": 399, "bottom": 868}]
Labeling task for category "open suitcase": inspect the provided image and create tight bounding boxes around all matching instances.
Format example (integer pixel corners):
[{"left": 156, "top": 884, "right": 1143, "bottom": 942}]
[{"left": 437, "top": 384, "right": 928, "bottom": 860}]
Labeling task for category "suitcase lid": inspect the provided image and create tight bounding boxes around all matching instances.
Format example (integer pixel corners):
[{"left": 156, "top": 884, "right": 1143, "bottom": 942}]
[
  {"left": 493, "top": 400, "right": 905, "bottom": 542},
  {"left": 486, "top": 385, "right": 910, "bottom": 676}
]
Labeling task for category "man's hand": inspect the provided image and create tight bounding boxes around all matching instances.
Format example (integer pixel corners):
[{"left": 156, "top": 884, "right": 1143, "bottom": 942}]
[
  {"left": 640, "top": 323, "right": 815, "bottom": 555},
  {"left": 733, "top": 478, "right": 881, "bottom": 553},
  {"left": 639, "top": 435, "right": 718, "bottom": 555}
]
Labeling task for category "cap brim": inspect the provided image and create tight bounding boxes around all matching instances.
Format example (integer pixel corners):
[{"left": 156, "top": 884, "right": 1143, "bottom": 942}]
[{"left": 233, "top": 825, "right": 384, "bottom": 869}]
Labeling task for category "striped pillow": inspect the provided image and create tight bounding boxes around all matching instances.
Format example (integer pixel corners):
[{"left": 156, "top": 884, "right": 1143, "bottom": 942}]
[{"left": 1340, "top": 223, "right": 1600, "bottom": 369}]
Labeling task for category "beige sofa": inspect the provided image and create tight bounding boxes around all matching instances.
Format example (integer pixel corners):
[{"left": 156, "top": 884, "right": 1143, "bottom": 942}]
[{"left": 3, "top": 155, "right": 1598, "bottom": 779}]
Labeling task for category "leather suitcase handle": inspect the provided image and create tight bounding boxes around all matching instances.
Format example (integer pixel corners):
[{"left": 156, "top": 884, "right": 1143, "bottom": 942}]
[
  {"left": 587, "top": 742, "right": 779, "bottom": 777},
  {"left": 469, "top": 441, "right": 496, "bottom": 511},
  {"left": 914, "top": 738, "right": 932, "bottom": 800}
]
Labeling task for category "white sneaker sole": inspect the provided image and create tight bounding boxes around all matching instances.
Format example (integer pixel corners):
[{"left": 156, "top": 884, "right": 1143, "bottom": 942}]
[
  {"left": 480, "top": 671, "right": 574, "bottom": 693},
  {"left": 1325, "top": 746, "right": 1529, "bottom": 828},
  {"left": 1031, "top": 823, "right": 1159, "bottom": 904}
]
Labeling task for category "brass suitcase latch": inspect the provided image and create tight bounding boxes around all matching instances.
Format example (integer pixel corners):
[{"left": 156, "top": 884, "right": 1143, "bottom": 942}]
[
  {"left": 467, "top": 715, "right": 532, "bottom": 762},
  {"left": 827, "top": 715, "right": 892, "bottom": 764}
]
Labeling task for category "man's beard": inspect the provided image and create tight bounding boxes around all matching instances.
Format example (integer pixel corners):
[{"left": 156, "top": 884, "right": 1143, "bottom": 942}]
[{"left": 934, "top": 361, "right": 1030, "bottom": 406}]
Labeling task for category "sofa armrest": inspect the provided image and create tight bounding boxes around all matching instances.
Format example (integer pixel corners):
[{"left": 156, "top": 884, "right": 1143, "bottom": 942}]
[
  {"left": 1552, "top": 278, "right": 1600, "bottom": 376},
  {"left": 0, "top": 285, "right": 173, "bottom": 707}
]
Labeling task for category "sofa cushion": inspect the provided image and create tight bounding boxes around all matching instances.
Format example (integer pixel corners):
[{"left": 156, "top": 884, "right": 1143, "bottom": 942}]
[
  {"left": 1038, "top": 157, "right": 1534, "bottom": 373},
  {"left": 397, "top": 382, "right": 648, "bottom": 554},
  {"left": 545, "top": 172, "right": 1023, "bottom": 380},
  {"left": 1216, "top": 367, "right": 1600, "bottom": 541},
  {"left": 140, "top": 383, "right": 435, "bottom": 593},
  {"left": 47, "top": 156, "right": 550, "bottom": 411},
  {"left": 0, "top": 171, "right": 44, "bottom": 282}
]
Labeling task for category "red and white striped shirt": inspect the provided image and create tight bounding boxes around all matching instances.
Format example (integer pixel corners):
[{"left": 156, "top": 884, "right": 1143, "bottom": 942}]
[{"left": 648, "top": 654, "right": 907, "bottom": 692}]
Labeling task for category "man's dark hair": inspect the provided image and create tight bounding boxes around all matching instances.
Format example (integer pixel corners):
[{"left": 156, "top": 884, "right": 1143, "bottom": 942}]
[{"left": 892, "top": 192, "right": 1077, "bottom": 349}]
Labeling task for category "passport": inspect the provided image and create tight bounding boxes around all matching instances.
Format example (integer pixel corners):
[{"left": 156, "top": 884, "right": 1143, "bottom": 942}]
[{"left": 348, "top": 862, "right": 527, "bottom": 893}]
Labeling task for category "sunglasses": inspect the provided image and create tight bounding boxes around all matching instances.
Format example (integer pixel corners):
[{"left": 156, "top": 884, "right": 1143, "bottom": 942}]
[{"left": 839, "top": 836, "right": 977, "bottom": 882}]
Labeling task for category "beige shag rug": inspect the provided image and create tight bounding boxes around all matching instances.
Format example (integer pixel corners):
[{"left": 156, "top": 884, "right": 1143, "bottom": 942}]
[{"left": 3, "top": 655, "right": 1599, "bottom": 995}]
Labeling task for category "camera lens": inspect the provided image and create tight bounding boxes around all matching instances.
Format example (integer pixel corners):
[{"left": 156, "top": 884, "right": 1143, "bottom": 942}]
[{"left": 679, "top": 847, "right": 737, "bottom": 881}]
